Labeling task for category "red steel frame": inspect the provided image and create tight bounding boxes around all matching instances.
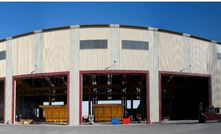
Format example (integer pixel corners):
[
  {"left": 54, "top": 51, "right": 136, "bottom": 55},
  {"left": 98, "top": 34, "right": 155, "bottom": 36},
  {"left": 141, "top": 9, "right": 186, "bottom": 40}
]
[
  {"left": 158, "top": 71, "right": 212, "bottom": 121},
  {"left": 11, "top": 71, "right": 70, "bottom": 124},
  {"left": 0, "top": 77, "right": 6, "bottom": 123},
  {"left": 79, "top": 70, "right": 150, "bottom": 125}
]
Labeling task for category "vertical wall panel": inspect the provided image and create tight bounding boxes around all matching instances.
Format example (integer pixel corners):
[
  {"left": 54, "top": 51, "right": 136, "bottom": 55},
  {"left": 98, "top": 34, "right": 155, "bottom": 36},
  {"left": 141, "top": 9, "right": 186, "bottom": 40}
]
[
  {"left": 157, "top": 32, "right": 211, "bottom": 74},
  {"left": 0, "top": 42, "right": 6, "bottom": 77},
  {"left": 157, "top": 32, "right": 186, "bottom": 72},
  {"left": 119, "top": 29, "right": 150, "bottom": 70},
  {"left": 43, "top": 30, "right": 71, "bottom": 72},
  {"left": 189, "top": 39, "right": 210, "bottom": 74},
  {"left": 80, "top": 28, "right": 109, "bottom": 40},
  {"left": 5, "top": 39, "right": 13, "bottom": 123},
  {"left": 69, "top": 27, "right": 80, "bottom": 125},
  {"left": 11, "top": 35, "right": 35, "bottom": 75},
  {"left": 79, "top": 28, "right": 108, "bottom": 70},
  {"left": 210, "top": 44, "right": 221, "bottom": 107}
]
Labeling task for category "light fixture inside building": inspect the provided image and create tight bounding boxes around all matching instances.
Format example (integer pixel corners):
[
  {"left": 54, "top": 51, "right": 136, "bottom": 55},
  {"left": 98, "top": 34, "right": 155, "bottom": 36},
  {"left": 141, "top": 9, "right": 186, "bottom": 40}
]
[
  {"left": 136, "top": 95, "right": 141, "bottom": 100},
  {"left": 107, "top": 95, "right": 112, "bottom": 100},
  {"left": 136, "top": 87, "right": 141, "bottom": 93},
  {"left": 107, "top": 88, "right": 112, "bottom": 93},
  {"left": 107, "top": 75, "right": 112, "bottom": 85},
  {"left": 91, "top": 75, "right": 97, "bottom": 85},
  {"left": 122, "top": 88, "right": 127, "bottom": 93}
]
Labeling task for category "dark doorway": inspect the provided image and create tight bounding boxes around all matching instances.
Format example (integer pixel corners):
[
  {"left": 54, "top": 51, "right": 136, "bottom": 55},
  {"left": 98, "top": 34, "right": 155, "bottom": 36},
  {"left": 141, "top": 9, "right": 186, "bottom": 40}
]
[
  {"left": 0, "top": 80, "right": 4, "bottom": 123},
  {"left": 161, "top": 74, "right": 210, "bottom": 120},
  {"left": 81, "top": 72, "right": 148, "bottom": 124},
  {"left": 14, "top": 74, "right": 68, "bottom": 124}
]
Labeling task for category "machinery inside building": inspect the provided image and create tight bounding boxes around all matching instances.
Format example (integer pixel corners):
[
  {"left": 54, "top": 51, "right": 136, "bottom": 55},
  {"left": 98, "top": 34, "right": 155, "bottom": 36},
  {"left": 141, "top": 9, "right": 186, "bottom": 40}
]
[
  {"left": 82, "top": 73, "right": 147, "bottom": 124},
  {"left": 0, "top": 80, "right": 4, "bottom": 122},
  {"left": 15, "top": 75, "right": 67, "bottom": 124},
  {"left": 161, "top": 75, "right": 209, "bottom": 120}
]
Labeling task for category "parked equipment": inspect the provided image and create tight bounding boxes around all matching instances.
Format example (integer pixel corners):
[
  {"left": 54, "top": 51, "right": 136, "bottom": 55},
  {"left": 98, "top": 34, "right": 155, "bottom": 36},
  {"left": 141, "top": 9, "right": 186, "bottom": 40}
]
[
  {"left": 39, "top": 105, "right": 67, "bottom": 123},
  {"left": 198, "top": 105, "right": 221, "bottom": 123},
  {"left": 93, "top": 104, "right": 124, "bottom": 122}
]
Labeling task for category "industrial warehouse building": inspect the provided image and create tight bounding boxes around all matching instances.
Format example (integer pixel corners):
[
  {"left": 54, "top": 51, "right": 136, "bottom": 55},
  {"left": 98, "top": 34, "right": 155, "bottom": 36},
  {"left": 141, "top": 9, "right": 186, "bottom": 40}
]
[{"left": 0, "top": 24, "right": 220, "bottom": 125}]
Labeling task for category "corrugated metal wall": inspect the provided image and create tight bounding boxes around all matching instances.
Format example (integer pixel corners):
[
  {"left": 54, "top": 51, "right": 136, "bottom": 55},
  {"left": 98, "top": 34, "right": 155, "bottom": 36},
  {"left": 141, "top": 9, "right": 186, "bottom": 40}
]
[
  {"left": 0, "top": 42, "right": 6, "bottom": 77},
  {"left": 11, "top": 35, "right": 35, "bottom": 75},
  {"left": 1, "top": 26, "right": 221, "bottom": 124},
  {"left": 79, "top": 28, "right": 108, "bottom": 70},
  {"left": 156, "top": 32, "right": 211, "bottom": 74},
  {"left": 42, "top": 30, "right": 71, "bottom": 72},
  {"left": 119, "top": 28, "right": 150, "bottom": 70}
]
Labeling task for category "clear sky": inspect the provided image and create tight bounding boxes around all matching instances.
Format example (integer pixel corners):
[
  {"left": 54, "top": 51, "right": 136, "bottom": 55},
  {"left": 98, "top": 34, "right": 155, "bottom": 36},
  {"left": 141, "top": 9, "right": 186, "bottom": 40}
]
[{"left": 0, "top": 2, "right": 221, "bottom": 42}]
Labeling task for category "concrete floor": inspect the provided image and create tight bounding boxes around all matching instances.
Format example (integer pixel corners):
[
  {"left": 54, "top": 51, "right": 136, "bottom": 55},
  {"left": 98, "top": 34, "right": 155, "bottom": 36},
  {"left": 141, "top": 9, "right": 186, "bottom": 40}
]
[{"left": 0, "top": 122, "right": 220, "bottom": 134}]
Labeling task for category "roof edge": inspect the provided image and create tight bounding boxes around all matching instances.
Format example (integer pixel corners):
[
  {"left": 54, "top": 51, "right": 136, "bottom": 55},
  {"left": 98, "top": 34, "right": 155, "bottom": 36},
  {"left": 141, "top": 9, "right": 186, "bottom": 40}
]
[{"left": 0, "top": 24, "right": 220, "bottom": 45}]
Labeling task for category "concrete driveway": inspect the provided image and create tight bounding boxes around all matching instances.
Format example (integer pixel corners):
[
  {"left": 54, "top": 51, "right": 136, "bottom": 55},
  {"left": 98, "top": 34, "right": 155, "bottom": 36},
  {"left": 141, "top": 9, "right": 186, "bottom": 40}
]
[{"left": 0, "top": 122, "right": 220, "bottom": 134}]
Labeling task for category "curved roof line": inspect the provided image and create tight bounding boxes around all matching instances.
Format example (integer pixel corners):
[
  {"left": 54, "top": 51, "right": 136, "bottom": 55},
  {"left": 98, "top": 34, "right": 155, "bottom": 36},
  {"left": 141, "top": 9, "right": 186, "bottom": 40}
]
[{"left": 0, "top": 24, "right": 220, "bottom": 45}]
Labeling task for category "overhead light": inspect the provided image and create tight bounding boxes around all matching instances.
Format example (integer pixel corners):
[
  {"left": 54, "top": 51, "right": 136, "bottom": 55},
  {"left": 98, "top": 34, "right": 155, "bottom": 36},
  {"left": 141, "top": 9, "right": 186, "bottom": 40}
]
[
  {"left": 122, "top": 88, "right": 127, "bottom": 93},
  {"left": 107, "top": 75, "right": 112, "bottom": 85}
]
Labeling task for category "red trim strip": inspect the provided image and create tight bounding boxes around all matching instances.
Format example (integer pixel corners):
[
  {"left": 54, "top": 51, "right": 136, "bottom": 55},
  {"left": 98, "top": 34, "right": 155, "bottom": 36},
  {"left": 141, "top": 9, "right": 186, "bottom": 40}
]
[
  {"left": 79, "top": 72, "right": 83, "bottom": 125},
  {"left": 12, "top": 77, "right": 14, "bottom": 124}
]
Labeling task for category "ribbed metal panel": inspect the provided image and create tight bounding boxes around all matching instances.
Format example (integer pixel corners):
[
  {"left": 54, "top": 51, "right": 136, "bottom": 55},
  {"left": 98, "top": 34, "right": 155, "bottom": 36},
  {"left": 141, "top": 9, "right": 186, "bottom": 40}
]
[
  {"left": 11, "top": 35, "right": 35, "bottom": 75},
  {"left": 189, "top": 38, "right": 211, "bottom": 74},
  {"left": 156, "top": 32, "right": 211, "bottom": 74},
  {"left": 0, "top": 42, "right": 6, "bottom": 77},
  {"left": 80, "top": 28, "right": 108, "bottom": 70},
  {"left": 119, "top": 29, "right": 150, "bottom": 70},
  {"left": 42, "top": 30, "right": 71, "bottom": 72},
  {"left": 80, "top": 50, "right": 108, "bottom": 70},
  {"left": 80, "top": 28, "right": 109, "bottom": 40}
]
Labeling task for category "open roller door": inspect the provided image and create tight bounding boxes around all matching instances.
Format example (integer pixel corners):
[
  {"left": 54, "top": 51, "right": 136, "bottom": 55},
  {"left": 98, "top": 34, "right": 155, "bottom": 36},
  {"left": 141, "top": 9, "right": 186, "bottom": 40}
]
[{"left": 160, "top": 73, "right": 210, "bottom": 121}]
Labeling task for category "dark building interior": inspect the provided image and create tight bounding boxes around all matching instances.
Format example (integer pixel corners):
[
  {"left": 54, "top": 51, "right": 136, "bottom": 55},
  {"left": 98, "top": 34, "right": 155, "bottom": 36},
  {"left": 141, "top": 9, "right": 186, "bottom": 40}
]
[{"left": 161, "top": 74, "right": 209, "bottom": 120}]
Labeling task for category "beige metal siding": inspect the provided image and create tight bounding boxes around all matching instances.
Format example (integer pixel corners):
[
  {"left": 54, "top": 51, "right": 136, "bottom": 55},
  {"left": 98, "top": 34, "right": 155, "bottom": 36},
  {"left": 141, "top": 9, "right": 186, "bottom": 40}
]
[
  {"left": 157, "top": 32, "right": 211, "bottom": 74},
  {"left": 80, "top": 28, "right": 109, "bottom": 40},
  {"left": 0, "top": 42, "right": 6, "bottom": 77},
  {"left": 189, "top": 38, "right": 211, "bottom": 74},
  {"left": 80, "top": 50, "right": 108, "bottom": 70},
  {"left": 11, "top": 35, "right": 35, "bottom": 75},
  {"left": 79, "top": 28, "right": 108, "bottom": 70},
  {"left": 43, "top": 30, "right": 71, "bottom": 72},
  {"left": 119, "top": 28, "right": 150, "bottom": 70}
]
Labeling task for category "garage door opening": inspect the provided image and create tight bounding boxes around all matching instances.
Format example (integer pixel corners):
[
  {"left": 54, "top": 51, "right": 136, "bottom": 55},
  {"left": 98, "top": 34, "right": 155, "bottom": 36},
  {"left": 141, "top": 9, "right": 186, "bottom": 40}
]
[
  {"left": 81, "top": 71, "right": 149, "bottom": 124},
  {"left": 0, "top": 80, "right": 4, "bottom": 123},
  {"left": 14, "top": 74, "right": 68, "bottom": 125},
  {"left": 160, "top": 73, "right": 210, "bottom": 120}
]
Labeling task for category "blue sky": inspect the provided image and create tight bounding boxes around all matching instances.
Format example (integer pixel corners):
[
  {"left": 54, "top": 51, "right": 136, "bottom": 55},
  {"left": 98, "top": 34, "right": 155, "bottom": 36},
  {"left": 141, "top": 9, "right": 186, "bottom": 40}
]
[{"left": 0, "top": 2, "right": 221, "bottom": 42}]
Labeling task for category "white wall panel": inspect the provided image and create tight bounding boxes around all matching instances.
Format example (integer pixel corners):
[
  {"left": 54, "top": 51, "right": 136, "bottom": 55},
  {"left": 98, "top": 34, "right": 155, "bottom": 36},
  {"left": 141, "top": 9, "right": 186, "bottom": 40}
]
[
  {"left": 189, "top": 39, "right": 211, "bottom": 74},
  {"left": 80, "top": 28, "right": 108, "bottom": 70},
  {"left": 120, "top": 29, "right": 150, "bottom": 70},
  {"left": 43, "top": 30, "right": 71, "bottom": 72},
  {"left": 80, "top": 50, "right": 108, "bottom": 70},
  {"left": 11, "top": 35, "right": 35, "bottom": 75},
  {"left": 80, "top": 28, "right": 109, "bottom": 40},
  {"left": 157, "top": 32, "right": 211, "bottom": 74}
]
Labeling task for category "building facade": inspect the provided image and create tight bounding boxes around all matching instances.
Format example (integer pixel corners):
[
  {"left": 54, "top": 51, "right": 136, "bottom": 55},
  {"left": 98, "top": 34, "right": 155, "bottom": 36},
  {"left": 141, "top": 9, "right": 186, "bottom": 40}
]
[{"left": 0, "top": 24, "right": 220, "bottom": 125}]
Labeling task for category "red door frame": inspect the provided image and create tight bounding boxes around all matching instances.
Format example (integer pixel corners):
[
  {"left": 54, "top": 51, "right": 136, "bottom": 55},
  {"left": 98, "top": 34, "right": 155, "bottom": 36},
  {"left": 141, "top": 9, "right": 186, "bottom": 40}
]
[
  {"left": 0, "top": 77, "right": 6, "bottom": 123},
  {"left": 79, "top": 70, "right": 150, "bottom": 125},
  {"left": 12, "top": 71, "right": 70, "bottom": 124},
  {"left": 158, "top": 71, "right": 212, "bottom": 121}
]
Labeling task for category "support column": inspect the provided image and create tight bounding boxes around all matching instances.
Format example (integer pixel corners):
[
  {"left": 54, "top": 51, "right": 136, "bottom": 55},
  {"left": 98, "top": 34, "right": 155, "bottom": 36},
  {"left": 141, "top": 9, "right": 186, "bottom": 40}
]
[
  {"left": 34, "top": 30, "right": 43, "bottom": 73},
  {"left": 210, "top": 43, "right": 220, "bottom": 107},
  {"left": 5, "top": 38, "right": 13, "bottom": 124},
  {"left": 149, "top": 29, "right": 159, "bottom": 123},
  {"left": 108, "top": 24, "right": 120, "bottom": 70},
  {"left": 69, "top": 25, "right": 80, "bottom": 125}
]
